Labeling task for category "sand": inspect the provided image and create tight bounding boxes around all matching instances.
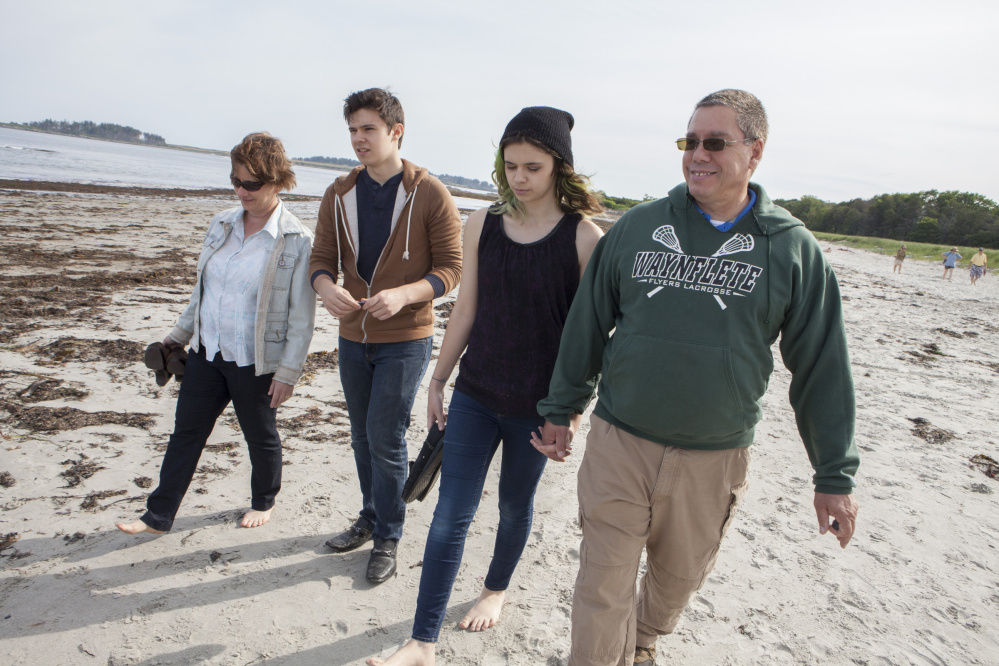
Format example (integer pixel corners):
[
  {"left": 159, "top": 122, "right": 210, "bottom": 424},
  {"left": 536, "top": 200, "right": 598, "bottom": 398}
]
[{"left": 1, "top": 184, "right": 997, "bottom": 665}]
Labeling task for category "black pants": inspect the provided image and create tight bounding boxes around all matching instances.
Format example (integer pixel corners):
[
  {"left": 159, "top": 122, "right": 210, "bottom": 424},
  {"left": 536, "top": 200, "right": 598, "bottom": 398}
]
[{"left": 141, "top": 347, "right": 281, "bottom": 531}]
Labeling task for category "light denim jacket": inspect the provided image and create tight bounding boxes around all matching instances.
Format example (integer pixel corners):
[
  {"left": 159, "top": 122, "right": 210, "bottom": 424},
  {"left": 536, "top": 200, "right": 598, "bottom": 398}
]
[{"left": 170, "top": 204, "right": 316, "bottom": 385}]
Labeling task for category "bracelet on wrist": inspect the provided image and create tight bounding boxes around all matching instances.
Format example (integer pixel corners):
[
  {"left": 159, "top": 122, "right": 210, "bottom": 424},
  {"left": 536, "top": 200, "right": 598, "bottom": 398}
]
[{"left": 431, "top": 377, "right": 447, "bottom": 384}]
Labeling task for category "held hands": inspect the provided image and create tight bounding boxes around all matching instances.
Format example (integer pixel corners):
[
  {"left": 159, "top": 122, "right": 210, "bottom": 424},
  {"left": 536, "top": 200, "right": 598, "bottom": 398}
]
[
  {"left": 814, "top": 492, "right": 859, "bottom": 548},
  {"left": 529, "top": 414, "right": 582, "bottom": 463},
  {"left": 268, "top": 380, "right": 294, "bottom": 409}
]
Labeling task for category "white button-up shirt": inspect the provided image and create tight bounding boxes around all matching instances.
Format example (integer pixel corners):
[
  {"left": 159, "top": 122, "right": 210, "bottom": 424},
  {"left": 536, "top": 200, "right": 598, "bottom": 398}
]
[{"left": 199, "top": 202, "right": 282, "bottom": 367}]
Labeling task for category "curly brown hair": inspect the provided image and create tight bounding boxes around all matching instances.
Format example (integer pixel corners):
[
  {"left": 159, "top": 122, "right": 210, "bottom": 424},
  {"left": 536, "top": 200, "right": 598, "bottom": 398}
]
[{"left": 230, "top": 132, "right": 297, "bottom": 191}]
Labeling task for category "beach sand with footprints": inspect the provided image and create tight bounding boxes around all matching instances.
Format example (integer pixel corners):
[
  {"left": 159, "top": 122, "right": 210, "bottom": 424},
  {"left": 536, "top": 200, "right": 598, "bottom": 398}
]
[{"left": 1, "top": 182, "right": 998, "bottom": 665}]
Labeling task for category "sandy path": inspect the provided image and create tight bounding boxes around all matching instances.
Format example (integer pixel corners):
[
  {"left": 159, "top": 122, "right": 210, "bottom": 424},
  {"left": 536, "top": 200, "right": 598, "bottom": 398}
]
[{"left": 1, "top": 186, "right": 997, "bottom": 665}]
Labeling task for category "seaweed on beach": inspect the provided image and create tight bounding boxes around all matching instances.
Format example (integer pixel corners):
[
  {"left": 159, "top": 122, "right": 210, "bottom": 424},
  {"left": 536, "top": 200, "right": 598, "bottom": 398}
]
[
  {"left": 907, "top": 417, "right": 956, "bottom": 444},
  {"left": 204, "top": 442, "right": 238, "bottom": 454},
  {"left": 0, "top": 472, "right": 15, "bottom": 488},
  {"left": 975, "top": 360, "right": 999, "bottom": 375},
  {"left": 0, "top": 532, "right": 20, "bottom": 552},
  {"left": 0, "top": 245, "right": 196, "bottom": 329},
  {"left": 434, "top": 301, "right": 455, "bottom": 318},
  {"left": 34, "top": 337, "right": 144, "bottom": 365},
  {"left": 14, "top": 378, "right": 89, "bottom": 403},
  {"left": 970, "top": 454, "right": 999, "bottom": 480},
  {"left": 1, "top": 400, "right": 155, "bottom": 432},
  {"left": 80, "top": 489, "right": 127, "bottom": 511},
  {"left": 133, "top": 476, "right": 153, "bottom": 489},
  {"left": 934, "top": 328, "right": 965, "bottom": 339},
  {"left": 60, "top": 455, "right": 105, "bottom": 487},
  {"left": 274, "top": 402, "right": 351, "bottom": 444},
  {"left": 299, "top": 349, "right": 339, "bottom": 384},
  {"left": 904, "top": 343, "right": 948, "bottom": 364},
  {"left": 434, "top": 300, "right": 455, "bottom": 330},
  {"left": 195, "top": 462, "right": 230, "bottom": 477},
  {"left": 0, "top": 321, "right": 40, "bottom": 345}
]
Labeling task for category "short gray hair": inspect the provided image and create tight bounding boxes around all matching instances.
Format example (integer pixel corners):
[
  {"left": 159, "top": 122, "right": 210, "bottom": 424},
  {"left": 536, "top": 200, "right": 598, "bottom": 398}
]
[{"left": 693, "top": 89, "right": 768, "bottom": 145}]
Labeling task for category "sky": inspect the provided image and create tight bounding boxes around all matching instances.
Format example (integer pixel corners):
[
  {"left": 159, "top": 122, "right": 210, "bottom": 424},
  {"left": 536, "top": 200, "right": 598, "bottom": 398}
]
[{"left": 2, "top": 0, "right": 998, "bottom": 204}]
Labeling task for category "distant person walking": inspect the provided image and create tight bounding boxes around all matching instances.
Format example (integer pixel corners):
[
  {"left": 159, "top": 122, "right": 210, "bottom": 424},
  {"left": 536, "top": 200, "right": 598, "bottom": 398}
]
[
  {"left": 942, "top": 247, "right": 962, "bottom": 280},
  {"left": 970, "top": 248, "right": 988, "bottom": 285},
  {"left": 893, "top": 243, "right": 907, "bottom": 273}
]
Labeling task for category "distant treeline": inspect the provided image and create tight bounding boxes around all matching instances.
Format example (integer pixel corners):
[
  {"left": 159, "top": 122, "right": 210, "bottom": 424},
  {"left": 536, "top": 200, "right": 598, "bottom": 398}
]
[
  {"left": 433, "top": 173, "right": 495, "bottom": 192},
  {"left": 296, "top": 155, "right": 496, "bottom": 192},
  {"left": 600, "top": 192, "right": 656, "bottom": 211},
  {"left": 16, "top": 119, "right": 166, "bottom": 145},
  {"left": 775, "top": 190, "right": 999, "bottom": 249},
  {"left": 298, "top": 155, "right": 362, "bottom": 168}
]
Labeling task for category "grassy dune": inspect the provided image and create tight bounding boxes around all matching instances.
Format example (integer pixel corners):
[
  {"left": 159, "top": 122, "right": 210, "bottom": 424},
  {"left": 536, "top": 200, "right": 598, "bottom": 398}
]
[{"left": 811, "top": 231, "right": 996, "bottom": 267}]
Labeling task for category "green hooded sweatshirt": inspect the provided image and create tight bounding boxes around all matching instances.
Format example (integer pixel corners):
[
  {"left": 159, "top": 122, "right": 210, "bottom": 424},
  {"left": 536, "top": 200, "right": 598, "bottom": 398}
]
[{"left": 538, "top": 182, "right": 858, "bottom": 495}]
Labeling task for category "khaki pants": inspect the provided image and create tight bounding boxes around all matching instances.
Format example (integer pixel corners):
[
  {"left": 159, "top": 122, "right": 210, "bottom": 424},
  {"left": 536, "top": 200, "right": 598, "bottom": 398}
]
[{"left": 569, "top": 415, "right": 750, "bottom": 666}]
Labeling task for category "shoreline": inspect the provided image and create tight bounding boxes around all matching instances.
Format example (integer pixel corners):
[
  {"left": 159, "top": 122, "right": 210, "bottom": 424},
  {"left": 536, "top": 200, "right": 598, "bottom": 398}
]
[{"left": 0, "top": 185, "right": 997, "bottom": 665}]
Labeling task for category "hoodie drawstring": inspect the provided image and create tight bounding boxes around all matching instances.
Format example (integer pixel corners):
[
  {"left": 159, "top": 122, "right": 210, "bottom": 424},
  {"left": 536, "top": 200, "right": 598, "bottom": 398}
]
[
  {"left": 402, "top": 184, "right": 418, "bottom": 261},
  {"left": 334, "top": 193, "right": 355, "bottom": 271}
]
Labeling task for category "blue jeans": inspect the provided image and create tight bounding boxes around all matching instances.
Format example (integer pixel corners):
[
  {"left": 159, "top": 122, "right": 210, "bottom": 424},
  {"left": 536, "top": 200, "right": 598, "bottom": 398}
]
[
  {"left": 143, "top": 347, "right": 281, "bottom": 532},
  {"left": 412, "top": 389, "right": 548, "bottom": 642},
  {"left": 338, "top": 336, "right": 432, "bottom": 541}
]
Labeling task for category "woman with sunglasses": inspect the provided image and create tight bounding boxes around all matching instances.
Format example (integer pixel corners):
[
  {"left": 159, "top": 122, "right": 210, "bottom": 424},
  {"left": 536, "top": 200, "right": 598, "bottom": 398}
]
[
  {"left": 367, "top": 107, "right": 603, "bottom": 666},
  {"left": 117, "top": 132, "right": 316, "bottom": 535}
]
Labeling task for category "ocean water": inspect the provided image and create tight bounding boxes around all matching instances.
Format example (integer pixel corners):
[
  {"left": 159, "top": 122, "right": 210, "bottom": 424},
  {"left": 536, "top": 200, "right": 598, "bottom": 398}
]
[{"left": 0, "top": 127, "right": 343, "bottom": 196}]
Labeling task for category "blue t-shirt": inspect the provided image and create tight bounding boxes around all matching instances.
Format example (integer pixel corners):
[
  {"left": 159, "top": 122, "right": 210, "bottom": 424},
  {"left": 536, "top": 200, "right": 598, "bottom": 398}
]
[
  {"left": 355, "top": 169, "right": 404, "bottom": 284},
  {"left": 944, "top": 251, "right": 961, "bottom": 268}
]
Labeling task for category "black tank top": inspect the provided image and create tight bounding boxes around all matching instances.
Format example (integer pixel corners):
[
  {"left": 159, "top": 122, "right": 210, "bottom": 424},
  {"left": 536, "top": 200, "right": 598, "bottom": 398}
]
[{"left": 454, "top": 210, "right": 581, "bottom": 417}]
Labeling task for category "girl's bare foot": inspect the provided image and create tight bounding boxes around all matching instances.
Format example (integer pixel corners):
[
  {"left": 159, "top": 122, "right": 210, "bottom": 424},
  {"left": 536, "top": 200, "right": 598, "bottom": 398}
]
[
  {"left": 240, "top": 507, "right": 273, "bottom": 528},
  {"left": 458, "top": 587, "right": 505, "bottom": 632},
  {"left": 366, "top": 638, "right": 435, "bottom": 665},
  {"left": 115, "top": 520, "right": 164, "bottom": 535}
]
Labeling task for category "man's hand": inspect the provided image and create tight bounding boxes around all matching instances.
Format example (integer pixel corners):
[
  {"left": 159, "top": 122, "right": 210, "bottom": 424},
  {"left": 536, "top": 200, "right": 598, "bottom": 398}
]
[
  {"left": 315, "top": 280, "right": 361, "bottom": 317},
  {"left": 268, "top": 380, "right": 294, "bottom": 408},
  {"left": 529, "top": 415, "right": 581, "bottom": 463},
  {"left": 362, "top": 286, "right": 410, "bottom": 320},
  {"left": 814, "top": 492, "right": 858, "bottom": 548}
]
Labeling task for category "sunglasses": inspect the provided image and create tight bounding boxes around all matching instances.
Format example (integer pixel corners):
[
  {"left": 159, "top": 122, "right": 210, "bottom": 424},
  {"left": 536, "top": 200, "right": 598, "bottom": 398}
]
[
  {"left": 676, "top": 137, "right": 756, "bottom": 152},
  {"left": 230, "top": 175, "right": 266, "bottom": 191}
]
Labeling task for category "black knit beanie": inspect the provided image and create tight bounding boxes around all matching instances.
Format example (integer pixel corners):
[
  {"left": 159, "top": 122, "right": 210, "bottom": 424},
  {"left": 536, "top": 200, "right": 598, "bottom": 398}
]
[{"left": 501, "top": 106, "right": 574, "bottom": 167}]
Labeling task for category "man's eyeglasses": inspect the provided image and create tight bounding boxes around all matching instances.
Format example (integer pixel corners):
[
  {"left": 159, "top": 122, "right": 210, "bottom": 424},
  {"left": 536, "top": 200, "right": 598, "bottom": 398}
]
[
  {"left": 230, "top": 176, "right": 266, "bottom": 191},
  {"left": 676, "top": 138, "right": 756, "bottom": 152}
]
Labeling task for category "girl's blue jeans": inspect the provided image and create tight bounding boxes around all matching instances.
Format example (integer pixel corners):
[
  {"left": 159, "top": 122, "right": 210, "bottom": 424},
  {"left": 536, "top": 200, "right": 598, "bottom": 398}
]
[{"left": 411, "top": 389, "right": 548, "bottom": 642}]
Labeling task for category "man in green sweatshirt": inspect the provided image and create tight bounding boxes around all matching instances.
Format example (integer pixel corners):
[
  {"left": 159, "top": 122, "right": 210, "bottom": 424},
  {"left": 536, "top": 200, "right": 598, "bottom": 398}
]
[{"left": 533, "top": 90, "right": 860, "bottom": 666}]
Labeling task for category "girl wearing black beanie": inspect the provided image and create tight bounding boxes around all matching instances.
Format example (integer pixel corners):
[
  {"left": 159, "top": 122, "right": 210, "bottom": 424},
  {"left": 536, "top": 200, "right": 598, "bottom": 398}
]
[{"left": 367, "top": 109, "right": 603, "bottom": 665}]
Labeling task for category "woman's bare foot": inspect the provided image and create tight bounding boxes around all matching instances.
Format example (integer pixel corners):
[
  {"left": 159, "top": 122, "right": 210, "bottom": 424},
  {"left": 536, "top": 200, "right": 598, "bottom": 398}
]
[
  {"left": 115, "top": 520, "right": 164, "bottom": 535},
  {"left": 240, "top": 507, "right": 273, "bottom": 528},
  {"left": 366, "top": 638, "right": 435, "bottom": 665},
  {"left": 458, "top": 587, "right": 505, "bottom": 632}
]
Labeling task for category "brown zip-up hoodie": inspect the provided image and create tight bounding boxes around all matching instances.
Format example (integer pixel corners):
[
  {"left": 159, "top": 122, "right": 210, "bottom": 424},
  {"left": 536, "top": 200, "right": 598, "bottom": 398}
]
[{"left": 309, "top": 159, "right": 462, "bottom": 343}]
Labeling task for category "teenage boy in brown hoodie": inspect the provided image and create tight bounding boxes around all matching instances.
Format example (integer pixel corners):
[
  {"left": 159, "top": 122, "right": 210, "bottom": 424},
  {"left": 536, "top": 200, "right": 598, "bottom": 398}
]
[{"left": 310, "top": 88, "right": 462, "bottom": 583}]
